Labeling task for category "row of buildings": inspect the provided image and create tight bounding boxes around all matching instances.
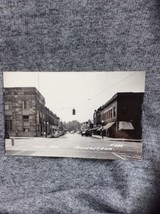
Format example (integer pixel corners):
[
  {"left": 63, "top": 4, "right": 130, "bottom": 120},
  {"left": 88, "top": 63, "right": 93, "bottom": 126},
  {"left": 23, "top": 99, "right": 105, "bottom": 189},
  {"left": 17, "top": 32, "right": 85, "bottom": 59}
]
[
  {"left": 91, "top": 92, "right": 144, "bottom": 139},
  {"left": 4, "top": 87, "right": 61, "bottom": 138},
  {"left": 4, "top": 87, "right": 144, "bottom": 139}
]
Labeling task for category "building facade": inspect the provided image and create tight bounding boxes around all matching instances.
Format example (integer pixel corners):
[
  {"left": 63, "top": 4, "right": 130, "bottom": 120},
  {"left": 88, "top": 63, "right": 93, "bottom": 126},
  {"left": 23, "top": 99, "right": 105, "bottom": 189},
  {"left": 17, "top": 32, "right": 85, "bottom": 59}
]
[
  {"left": 44, "top": 107, "right": 60, "bottom": 136},
  {"left": 93, "top": 107, "right": 102, "bottom": 127},
  {"left": 93, "top": 92, "right": 144, "bottom": 139},
  {"left": 4, "top": 87, "right": 60, "bottom": 138}
]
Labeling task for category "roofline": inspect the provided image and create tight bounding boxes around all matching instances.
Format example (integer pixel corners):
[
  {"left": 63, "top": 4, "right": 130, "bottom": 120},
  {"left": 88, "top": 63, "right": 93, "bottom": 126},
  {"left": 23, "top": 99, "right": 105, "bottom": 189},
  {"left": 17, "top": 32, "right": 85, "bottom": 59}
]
[
  {"left": 4, "top": 87, "right": 37, "bottom": 90},
  {"left": 100, "top": 92, "right": 144, "bottom": 111},
  {"left": 4, "top": 87, "right": 45, "bottom": 101},
  {"left": 4, "top": 87, "right": 61, "bottom": 120}
]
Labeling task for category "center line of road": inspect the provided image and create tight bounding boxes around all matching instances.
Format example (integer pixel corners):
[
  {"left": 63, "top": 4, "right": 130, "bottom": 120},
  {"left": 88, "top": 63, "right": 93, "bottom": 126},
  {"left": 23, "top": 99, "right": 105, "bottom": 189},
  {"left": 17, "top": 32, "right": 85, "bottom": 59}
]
[{"left": 112, "top": 152, "right": 127, "bottom": 160}]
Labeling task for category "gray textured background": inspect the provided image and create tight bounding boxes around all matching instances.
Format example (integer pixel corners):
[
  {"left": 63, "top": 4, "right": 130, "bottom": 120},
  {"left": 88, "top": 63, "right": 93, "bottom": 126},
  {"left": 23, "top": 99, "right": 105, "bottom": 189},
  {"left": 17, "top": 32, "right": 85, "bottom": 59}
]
[{"left": 0, "top": 0, "right": 160, "bottom": 213}]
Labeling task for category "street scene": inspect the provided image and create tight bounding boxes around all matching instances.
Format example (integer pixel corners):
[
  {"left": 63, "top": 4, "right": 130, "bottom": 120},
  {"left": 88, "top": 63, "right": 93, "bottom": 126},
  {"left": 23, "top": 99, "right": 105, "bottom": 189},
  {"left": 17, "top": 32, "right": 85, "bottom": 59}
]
[
  {"left": 3, "top": 71, "right": 145, "bottom": 160},
  {"left": 5, "top": 133, "right": 142, "bottom": 160}
]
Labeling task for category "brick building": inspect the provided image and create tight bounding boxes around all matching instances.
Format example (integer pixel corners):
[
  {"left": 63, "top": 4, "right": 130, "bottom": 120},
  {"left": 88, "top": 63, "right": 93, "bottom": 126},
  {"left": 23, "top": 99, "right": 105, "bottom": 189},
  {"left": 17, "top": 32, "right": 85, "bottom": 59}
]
[
  {"left": 4, "top": 87, "right": 60, "bottom": 138},
  {"left": 93, "top": 92, "right": 144, "bottom": 139}
]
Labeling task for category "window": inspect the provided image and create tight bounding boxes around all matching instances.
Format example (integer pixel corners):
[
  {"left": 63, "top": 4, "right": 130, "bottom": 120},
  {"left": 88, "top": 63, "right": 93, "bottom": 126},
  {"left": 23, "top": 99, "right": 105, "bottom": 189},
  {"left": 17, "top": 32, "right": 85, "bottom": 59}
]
[
  {"left": 113, "top": 107, "right": 116, "bottom": 117},
  {"left": 111, "top": 109, "right": 113, "bottom": 118},
  {"left": 23, "top": 128, "right": 29, "bottom": 132},
  {"left": 23, "top": 101, "right": 26, "bottom": 109},
  {"left": 5, "top": 102, "right": 12, "bottom": 110},
  {"left": 36, "top": 111, "right": 40, "bottom": 123},
  {"left": 5, "top": 104, "right": 9, "bottom": 110},
  {"left": 5, "top": 116, "right": 12, "bottom": 131},
  {"left": 23, "top": 101, "right": 29, "bottom": 110},
  {"left": 5, "top": 120, "right": 12, "bottom": 131},
  {"left": 23, "top": 115, "right": 29, "bottom": 120},
  {"left": 23, "top": 115, "right": 29, "bottom": 132}
]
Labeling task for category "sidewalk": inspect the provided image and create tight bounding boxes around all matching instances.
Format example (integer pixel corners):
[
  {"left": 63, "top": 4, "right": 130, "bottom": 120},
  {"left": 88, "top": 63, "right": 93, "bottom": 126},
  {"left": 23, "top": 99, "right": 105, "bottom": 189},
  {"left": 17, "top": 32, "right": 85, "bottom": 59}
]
[
  {"left": 9, "top": 137, "right": 35, "bottom": 139},
  {"left": 92, "top": 135, "right": 142, "bottom": 142},
  {"left": 8, "top": 134, "right": 64, "bottom": 140}
]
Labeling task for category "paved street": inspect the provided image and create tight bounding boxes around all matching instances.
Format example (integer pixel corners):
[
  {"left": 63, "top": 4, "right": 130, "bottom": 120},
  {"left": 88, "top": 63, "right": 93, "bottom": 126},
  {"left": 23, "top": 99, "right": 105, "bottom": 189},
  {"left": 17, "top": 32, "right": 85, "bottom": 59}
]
[{"left": 5, "top": 133, "right": 142, "bottom": 160}]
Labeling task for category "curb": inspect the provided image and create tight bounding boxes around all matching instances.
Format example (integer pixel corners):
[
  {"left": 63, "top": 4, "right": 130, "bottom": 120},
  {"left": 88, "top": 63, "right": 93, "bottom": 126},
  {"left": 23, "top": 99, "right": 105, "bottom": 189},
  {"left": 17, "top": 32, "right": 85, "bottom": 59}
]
[{"left": 92, "top": 135, "right": 142, "bottom": 142}]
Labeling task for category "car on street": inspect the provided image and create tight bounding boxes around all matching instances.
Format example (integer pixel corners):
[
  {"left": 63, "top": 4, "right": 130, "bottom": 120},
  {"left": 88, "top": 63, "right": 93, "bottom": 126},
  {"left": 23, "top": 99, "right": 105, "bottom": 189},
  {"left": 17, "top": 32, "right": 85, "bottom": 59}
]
[
  {"left": 76, "top": 131, "right": 81, "bottom": 134},
  {"left": 70, "top": 130, "right": 76, "bottom": 134},
  {"left": 81, "top": 129, "right": 92, "bottom": 137}
]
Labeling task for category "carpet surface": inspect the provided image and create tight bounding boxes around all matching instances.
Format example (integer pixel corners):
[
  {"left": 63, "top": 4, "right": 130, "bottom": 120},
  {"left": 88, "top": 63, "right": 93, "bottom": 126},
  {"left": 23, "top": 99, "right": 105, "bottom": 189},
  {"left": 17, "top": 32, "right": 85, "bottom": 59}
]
[{"left": 0, "top": 0, "right": 160, "bottom": 213}]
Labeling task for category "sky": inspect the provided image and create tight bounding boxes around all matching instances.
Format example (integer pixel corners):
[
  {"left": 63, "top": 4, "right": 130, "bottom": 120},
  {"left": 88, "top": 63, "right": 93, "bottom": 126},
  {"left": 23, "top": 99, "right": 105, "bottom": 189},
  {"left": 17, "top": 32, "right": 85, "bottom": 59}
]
[{"left": 3, "top": 71, "right": 146, "bottom": 123}]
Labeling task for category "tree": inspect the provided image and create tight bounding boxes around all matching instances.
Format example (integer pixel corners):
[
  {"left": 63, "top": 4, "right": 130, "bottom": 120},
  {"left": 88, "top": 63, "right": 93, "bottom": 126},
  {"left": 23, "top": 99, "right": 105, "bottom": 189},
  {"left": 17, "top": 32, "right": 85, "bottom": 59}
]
[{"left": 65, "top": 120, "right": 81, "bottom": 132}]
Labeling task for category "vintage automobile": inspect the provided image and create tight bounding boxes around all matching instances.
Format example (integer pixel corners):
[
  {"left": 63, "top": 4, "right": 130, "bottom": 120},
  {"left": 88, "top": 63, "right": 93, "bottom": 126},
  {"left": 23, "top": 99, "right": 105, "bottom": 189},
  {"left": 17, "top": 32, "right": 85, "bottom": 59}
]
[{"left": 81, "top": 129, "right": 92, "bottom": 137}]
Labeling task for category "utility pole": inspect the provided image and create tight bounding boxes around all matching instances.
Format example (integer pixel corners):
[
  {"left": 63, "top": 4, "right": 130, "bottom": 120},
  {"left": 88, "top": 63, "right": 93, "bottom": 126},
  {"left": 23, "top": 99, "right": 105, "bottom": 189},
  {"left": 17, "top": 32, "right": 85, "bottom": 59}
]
[
  {"left": 37, "top": 74, "right": 40, "bottom": 91},
  {"left": 101, "top": 120, "right": 104, "bottom": 139}
]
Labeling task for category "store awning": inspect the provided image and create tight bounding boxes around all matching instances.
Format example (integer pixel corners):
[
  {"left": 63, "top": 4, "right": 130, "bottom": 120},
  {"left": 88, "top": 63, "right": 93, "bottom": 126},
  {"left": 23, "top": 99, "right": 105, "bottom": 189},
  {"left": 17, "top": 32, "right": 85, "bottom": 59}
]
[
  {"left": 103, "top": 122, "right": 115, "bottom": 130},
  {"left": 52, "top": 126, "right": 58, "bottom": 129},
  {"left": 90, "top": 127, "right": 98, "bottom": 131},
  {"left": 118, "top": 121, "right": 134, "bottom": 130}
]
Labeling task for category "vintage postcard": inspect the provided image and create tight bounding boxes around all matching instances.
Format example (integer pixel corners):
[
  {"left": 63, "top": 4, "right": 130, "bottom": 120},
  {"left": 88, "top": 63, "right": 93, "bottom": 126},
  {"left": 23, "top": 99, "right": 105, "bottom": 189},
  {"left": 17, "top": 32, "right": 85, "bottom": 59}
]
[{"left": 3, "top": 71, "right": 145, "bottom": 160}]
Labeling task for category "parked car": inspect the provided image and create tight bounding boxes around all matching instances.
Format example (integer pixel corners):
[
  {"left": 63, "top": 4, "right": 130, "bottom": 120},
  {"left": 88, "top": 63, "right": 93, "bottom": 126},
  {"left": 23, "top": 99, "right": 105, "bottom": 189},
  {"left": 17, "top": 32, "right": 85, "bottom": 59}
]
[
  {"left": 81, "top": 129, "right": 86, "bottom": 136},
  {"left": 81, "top": 129, "right": 92, "bottom": 137},
  {"left": 76, "top": 130, "right": 81, "bottom": 134},
  {"left": 70, "top": 130, "right": 76, "bottom": 134}
]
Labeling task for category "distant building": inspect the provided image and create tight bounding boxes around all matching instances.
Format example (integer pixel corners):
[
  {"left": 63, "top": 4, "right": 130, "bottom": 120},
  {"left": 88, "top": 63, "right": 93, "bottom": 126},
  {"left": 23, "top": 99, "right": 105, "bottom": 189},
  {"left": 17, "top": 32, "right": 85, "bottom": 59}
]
[
  {"left": 93, "top": 92, "right": 144, "bottom": 139},
  {"left": 44, "top": 107, "right": 60, "bottom": 136},
  {"left": 93, "top": 107, "right": 102, "bottom": 127},
  {"left": 80, "top": 122, "right": 89, "bottom": 131},
  {"left": 4, "top": 87, "right": 60, "bottom": 137}
]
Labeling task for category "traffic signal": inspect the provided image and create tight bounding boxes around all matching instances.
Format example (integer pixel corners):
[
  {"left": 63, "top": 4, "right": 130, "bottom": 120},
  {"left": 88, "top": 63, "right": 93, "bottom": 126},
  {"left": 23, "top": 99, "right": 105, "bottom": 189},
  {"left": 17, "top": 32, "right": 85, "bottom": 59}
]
[{"left": 72, "top": 108, "right": 76, "bottom": 115}]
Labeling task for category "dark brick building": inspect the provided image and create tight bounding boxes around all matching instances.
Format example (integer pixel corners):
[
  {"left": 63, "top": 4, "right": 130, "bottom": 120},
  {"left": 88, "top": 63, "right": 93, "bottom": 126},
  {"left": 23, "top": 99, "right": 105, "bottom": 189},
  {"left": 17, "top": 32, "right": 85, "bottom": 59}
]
[
  {"left": 4, "top": 87, "right": 60, "bottom": 137},
  {"left": 93, "top": 92, "right": 144, "bottom": 139}
]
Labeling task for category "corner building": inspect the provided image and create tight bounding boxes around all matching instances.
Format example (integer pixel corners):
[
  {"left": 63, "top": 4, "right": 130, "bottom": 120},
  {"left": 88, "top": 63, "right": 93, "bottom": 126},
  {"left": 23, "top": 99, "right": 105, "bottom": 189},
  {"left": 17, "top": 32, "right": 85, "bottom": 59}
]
[
  {"left": 94, "top": 92, "right": 144, "bottom": 139},
  {"left": 4, "top": 87, "right": 60, "bottom": 137}
]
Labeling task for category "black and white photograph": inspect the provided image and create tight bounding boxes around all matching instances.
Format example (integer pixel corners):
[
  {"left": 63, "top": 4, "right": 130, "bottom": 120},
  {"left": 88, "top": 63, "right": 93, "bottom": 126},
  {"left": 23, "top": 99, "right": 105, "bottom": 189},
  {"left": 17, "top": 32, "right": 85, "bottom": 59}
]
[{"left": 3, "top": 71, "right": 145, "bottom": 160}]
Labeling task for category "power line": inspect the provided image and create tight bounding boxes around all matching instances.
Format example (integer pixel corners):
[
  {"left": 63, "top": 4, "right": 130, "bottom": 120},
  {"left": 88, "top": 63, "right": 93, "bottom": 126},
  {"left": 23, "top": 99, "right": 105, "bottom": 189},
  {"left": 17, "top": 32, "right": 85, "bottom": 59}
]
[
  {"left": 74, "top": 72, "right": 137, "bottom": 107},
  {"left": 51, "top": 107, "right": 73, "bottom": 109},
  {"left": 50, "top": 72, "right": 138, "bottom": 111}
]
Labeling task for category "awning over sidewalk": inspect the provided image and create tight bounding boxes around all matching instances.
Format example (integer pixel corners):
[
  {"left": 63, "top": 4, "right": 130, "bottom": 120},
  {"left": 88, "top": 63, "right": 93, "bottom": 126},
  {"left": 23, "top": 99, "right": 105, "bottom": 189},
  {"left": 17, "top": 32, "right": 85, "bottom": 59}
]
[
  {"left": 52, "top": 125, "right": 58, "bottom": 129},
  {"left": 103, "top": 122, "right": 115, "bottom": 130},
  {"left": 118, "top": 121, "right": 134, "bottom": 130},
  {"left": 90, "top": 127, "right": 98, "bottom": 131}
]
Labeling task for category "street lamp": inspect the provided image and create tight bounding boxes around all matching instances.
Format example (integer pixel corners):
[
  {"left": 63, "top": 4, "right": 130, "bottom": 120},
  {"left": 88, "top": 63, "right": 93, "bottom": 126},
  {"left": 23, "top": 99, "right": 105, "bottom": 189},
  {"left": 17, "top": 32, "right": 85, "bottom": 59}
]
[
  {"left": 101, "top": 120, "right": 105, "bottom": 139},
  {"left": 43, "top": 121, "right": 46, "bottom": 137},
  {"left": 46, "top": 122, "right": 49, "bottom": 138},
  {"left": 12, "top": 109, "right": 17, "bottom": 137}
]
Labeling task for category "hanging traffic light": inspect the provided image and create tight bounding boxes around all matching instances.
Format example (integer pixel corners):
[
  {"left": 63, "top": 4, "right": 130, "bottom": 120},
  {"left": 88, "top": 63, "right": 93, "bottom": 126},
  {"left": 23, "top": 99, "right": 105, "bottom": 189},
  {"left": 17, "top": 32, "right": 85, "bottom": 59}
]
[{"left": 72, "top": 108, "right": 76, "bottom": 115}]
